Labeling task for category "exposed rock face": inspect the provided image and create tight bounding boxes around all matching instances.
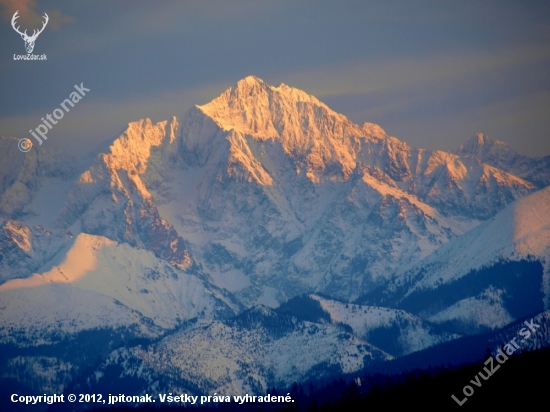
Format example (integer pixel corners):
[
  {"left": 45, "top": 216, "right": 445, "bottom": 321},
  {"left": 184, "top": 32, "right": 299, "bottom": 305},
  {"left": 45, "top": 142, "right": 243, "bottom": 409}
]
[
  {"left": 2, "top": 76, "right": 539, "bottom": 303},
  {"left": 0, "top": 220, "right": 73, "bottom": 282},
  {"left": 457, "top": 133, "right": 550, "bottom": 188},
  {"left": 0, "top": 76, "right": 548, "bottom": 397}
]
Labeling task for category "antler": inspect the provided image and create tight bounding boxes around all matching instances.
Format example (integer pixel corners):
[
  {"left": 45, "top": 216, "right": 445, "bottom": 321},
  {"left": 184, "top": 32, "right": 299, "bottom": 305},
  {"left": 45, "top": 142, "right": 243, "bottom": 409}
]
[
  {"left": 28, "top": 12, "right": 49, "bottom": 40},
  {"left": 11, "top": 10, "right": 49, "bottom": 40},
  {"left": 11, "top": 10, "right": 28, "bottom": 37}
]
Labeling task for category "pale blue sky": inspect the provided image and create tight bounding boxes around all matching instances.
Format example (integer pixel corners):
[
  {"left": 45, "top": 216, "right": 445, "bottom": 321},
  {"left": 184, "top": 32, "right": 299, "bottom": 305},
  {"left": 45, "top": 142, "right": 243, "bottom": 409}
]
[{"left": 1, "top": 0, "right": 549, "bottom": 156}]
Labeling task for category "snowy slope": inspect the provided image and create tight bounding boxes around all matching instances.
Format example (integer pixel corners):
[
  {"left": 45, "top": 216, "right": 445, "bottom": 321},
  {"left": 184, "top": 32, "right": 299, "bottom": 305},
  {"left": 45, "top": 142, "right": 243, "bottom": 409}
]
[
  {"left": 350, "top": 135, "right": 535, "bottom": 220},
  {"left": 0, "top": 232, "right": 242, "bottom": 345},
  {"left": 83, "top": 306, "right": 391, "bottom": 396},
  {"left": 144, "top": 77, "right": 537, "bottom": 303},
  {"left": 25, "top": 76, "right": 536, "bottom": 305},
  {"left": 51, "top": 118, "right": 193, "bottom": 270},
  {"left": 0, "top": 137, "right": 79, "bottom": 224},
  {"left": 364, "top": 186, "right": 550, "bottom": 333},
  {"left": 0, "top": 231, "right": 244, "bottom": 395},
  {"left": 308, "top": 295, "right": 458, "bottom": 356},
  {"left": 396, "top": 186, "right": 550, "bottom": 291},
  {"left": 457, "top": 133, "right": 550, "bottom": 188},
  {"left": 426, "top": 287, "right": 515, "bottom": 330},
  {"left": 0, "top": 220, "right": 74, "bottom": 282},
  {"left": 277, "top": 294, "right": 458, "bottom": 356},
  {"left": 0, "top": 75, "right": 548, "bottom": 397},
  {"left": 193, "top": 77, "right": 534, "bottom": 220},
  {"left": 486, "top": 310, "right": 550, "bottom": 355}
]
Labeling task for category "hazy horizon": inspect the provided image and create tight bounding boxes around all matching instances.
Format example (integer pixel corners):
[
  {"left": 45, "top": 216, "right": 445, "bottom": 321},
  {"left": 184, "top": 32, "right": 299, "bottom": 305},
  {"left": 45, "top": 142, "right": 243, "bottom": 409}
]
[{"left": 0, "top": 1, "right": 549, "bottom": 157}]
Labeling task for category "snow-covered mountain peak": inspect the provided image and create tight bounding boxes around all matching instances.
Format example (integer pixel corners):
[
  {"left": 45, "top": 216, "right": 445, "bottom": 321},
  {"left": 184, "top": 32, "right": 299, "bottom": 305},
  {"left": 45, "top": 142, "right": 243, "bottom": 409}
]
[
  {"left": 103, "top": 117, "right": 179, "bottom": 176},
  {"left": 0, "top": 231, "right": 242, "bottom": 342},
  {"left": 189, "top": 76, "right": 394, "bottom": 188},
  {"left": 361, "top": 122, "right": 387, "bottom": 140},
  {"left": 385, "top": 186, "right": 550, "bottom": 302},
  {"left": 51, "top": 117, "right": 192, "bottom": 271},
  {"left": 197, "top": 76, "right": 365, "bottom": 148},
  {"left": 3, "top": 76, "right": 545, "bottom": 307},
  {"left": 456, "top": 133, "right": 550, "bottom": 188},
  {"left": 457, "top": 133, "right": 513, "bottom": 159}
]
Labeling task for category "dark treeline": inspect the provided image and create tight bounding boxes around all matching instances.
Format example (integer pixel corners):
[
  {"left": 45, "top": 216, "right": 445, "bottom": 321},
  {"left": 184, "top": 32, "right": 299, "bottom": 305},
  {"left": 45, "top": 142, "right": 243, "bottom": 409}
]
[{"left": 44, "top": 346, "right": 549, "bottom": 412}]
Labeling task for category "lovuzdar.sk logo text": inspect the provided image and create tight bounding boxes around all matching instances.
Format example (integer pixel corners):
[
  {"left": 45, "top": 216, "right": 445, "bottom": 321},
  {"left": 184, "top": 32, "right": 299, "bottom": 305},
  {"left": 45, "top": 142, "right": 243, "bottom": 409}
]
[{"left": 11, "top": 10, "right": 48, "bottom": 60}]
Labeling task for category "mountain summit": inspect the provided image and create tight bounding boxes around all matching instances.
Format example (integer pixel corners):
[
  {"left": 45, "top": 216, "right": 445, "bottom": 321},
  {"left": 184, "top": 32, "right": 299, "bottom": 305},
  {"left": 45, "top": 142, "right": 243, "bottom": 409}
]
[
  {"left": 457, "top": 133, "right": 509, "bottom": 159},
  {"left": 457, "top": 133, "right": 550, "bottom": 188},
  {"left": 27, "top": 76, "right": 532, "bottom": 306},
  {"left": 0, "top": 76, "right": 549, "bottom": 397},
  {"left": 187, "top": 75, "right": 370, "bottom": 183},
  {"left": 0, "top": 76, "right": 539, "bottom": 303}
]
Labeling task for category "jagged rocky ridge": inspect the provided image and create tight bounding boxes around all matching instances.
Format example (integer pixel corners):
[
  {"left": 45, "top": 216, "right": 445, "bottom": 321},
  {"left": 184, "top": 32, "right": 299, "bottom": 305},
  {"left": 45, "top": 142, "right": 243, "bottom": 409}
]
[
  {"left": 358, "top": 186, "right": 550, "bottom": 334},
  {"left": 0, "top": 76, "right": 549, "bottom": 398},
  {"left": 0, "top": 220, "right": 73, "bottom": 282},
  {"left": 28, "top": 76, "right": 537, "bottom": 305},
  {"left": 457, "top": 133, "right": 550, "bottom": 188}
]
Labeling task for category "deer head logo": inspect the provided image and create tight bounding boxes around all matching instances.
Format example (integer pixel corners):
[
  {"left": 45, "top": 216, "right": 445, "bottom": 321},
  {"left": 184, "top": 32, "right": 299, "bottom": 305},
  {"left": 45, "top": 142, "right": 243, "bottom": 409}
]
[{"left": 11, "top": 10, "right": 49, "bottom": 54}]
